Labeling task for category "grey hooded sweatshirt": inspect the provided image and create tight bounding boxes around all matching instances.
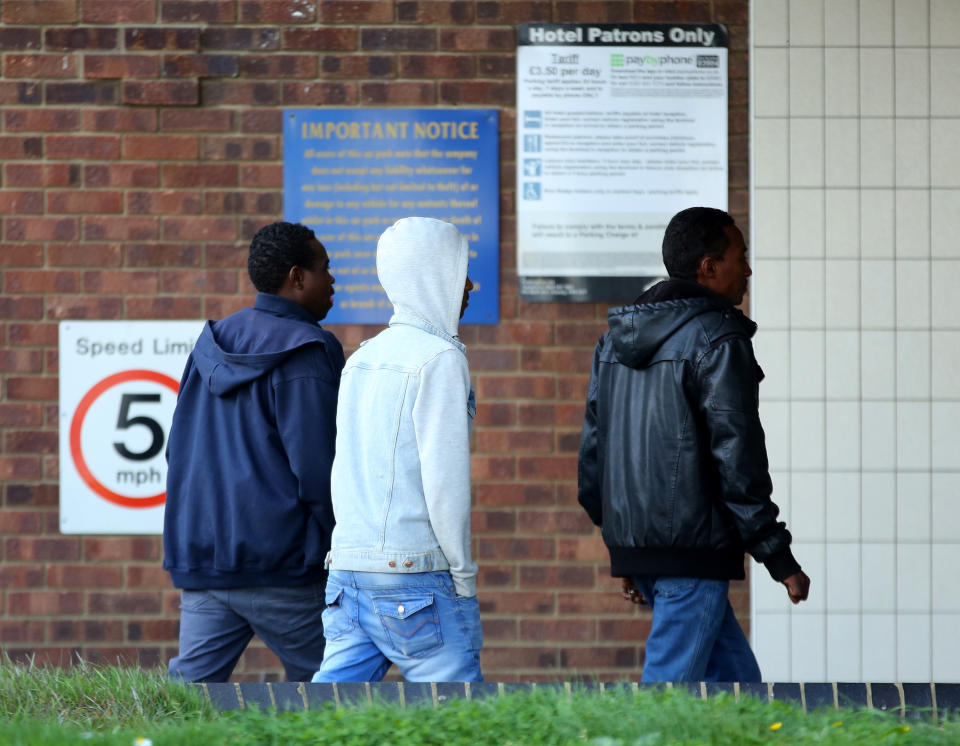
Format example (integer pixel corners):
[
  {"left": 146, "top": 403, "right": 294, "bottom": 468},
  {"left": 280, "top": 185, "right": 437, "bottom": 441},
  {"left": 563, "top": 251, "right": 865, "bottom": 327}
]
[{"left": 327, "top": 217, "right": 478, "bottom": 597}]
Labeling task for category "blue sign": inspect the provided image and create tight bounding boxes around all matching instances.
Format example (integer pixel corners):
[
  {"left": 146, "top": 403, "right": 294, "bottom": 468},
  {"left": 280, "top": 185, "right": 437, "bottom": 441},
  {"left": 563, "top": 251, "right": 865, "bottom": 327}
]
[{"left": 283, "top": 109, "right": 500, "bottom": 325}]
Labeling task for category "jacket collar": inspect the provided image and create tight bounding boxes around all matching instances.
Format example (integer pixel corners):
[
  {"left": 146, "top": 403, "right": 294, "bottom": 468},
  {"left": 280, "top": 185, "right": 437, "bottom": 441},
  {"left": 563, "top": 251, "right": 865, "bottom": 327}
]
[
  {"left": 254, "top": 292, "right": 320, "bottom": 326},
  {"left": 388, "top": 311, "right": 466, "bottom": 353}
]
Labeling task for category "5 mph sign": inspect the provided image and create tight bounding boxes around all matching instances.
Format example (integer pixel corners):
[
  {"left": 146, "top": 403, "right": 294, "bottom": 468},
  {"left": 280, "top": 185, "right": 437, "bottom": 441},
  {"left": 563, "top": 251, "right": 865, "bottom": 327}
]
[{"left": 59, "top": 321, "right": 204, "bottom": 534}]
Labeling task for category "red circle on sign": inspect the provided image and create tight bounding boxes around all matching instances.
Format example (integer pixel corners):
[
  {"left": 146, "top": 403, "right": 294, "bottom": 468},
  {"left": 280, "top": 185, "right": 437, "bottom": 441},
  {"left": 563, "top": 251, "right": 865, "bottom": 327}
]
[{"left": 69, "top": 369, "right": 179, "bottom": 509}]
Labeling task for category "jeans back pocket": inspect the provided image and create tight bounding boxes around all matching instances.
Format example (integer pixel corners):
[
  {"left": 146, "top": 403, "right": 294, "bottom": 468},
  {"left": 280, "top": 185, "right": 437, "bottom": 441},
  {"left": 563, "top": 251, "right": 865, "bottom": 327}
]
[
  {"left": 372, "top": 593, "right": 442, "bottom": 658},
  {"left": 322, "top": 586, "right": 356, "bottom": 640}
]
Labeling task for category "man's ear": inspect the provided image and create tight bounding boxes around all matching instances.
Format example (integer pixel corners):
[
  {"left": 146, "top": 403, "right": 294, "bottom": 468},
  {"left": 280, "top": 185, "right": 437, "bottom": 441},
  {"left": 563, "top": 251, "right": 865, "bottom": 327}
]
[
  {"left": 287, "top": 265, "right": 304, "bottom": 291},
  {"left": 697, "top": 255, "right": 715, "bottom": 281}
]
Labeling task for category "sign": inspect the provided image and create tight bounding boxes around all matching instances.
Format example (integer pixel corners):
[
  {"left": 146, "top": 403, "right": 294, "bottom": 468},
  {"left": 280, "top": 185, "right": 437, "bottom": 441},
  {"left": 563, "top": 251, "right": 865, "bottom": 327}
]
[
  {"left": 283, "top": 109, "right": 500, "bottom": 324},
  {"left": 516, "top": 23, "right": 729, "bottom": 302},
  {"left": 59, "top": 321, "right": 203, "bottom": 534}
]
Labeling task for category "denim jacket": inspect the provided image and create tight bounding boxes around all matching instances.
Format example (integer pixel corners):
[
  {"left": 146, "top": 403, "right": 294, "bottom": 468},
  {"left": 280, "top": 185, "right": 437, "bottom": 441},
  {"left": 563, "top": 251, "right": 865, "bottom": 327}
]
[{"left": 328, "top": 218, "right": 478, "bottom": 597}]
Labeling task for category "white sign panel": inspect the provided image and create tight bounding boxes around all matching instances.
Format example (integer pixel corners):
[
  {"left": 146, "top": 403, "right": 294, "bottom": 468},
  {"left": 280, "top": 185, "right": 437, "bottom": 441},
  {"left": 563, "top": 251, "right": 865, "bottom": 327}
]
[
  {"left": 516, "top": 23, "right": 729, "bottom": 302},
  {"left": 59, "top": 321, "right": 203, "bottom": 534}
]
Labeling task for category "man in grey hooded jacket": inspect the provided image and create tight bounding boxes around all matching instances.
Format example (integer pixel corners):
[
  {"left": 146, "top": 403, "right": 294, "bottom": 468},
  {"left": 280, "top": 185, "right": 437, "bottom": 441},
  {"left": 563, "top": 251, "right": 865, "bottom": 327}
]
[{"left": 313, "top": 216, "right": 482, "bottom": 683}]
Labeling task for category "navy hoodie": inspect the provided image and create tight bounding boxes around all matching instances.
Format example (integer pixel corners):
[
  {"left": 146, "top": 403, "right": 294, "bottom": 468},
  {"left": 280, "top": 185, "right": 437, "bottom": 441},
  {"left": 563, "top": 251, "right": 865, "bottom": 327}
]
[{"left": 163, "top": 293, "right": 345, "bottom": 590}]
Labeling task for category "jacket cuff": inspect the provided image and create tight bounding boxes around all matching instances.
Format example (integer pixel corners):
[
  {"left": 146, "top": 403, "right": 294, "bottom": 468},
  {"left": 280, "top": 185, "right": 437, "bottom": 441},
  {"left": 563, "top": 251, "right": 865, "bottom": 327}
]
[
  {"left": 764, "top": 549, "right": 801, "bottom": 582},
  {"left": 452, "top": 575, "right": 477, "bottom": 598}
]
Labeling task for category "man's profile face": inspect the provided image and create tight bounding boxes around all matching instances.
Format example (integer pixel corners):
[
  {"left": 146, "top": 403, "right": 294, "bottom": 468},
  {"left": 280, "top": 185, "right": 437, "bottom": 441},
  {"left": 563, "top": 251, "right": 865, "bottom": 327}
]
[
  {"left": 299, "top": 239, "right": 335, "bottom": 321},
  {"left": 700, "top": 224, "right": 752, "bottom": 306}
]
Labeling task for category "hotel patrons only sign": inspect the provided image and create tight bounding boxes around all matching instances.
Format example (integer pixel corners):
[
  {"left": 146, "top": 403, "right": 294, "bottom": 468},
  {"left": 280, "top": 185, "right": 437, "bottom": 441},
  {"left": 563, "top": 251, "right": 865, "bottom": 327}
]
[
  {"left": 516, "top": 23, "right": 729, "bottom": 302},
  {"left": 59, "top": 321, "right": 202, "bottom": 534}
]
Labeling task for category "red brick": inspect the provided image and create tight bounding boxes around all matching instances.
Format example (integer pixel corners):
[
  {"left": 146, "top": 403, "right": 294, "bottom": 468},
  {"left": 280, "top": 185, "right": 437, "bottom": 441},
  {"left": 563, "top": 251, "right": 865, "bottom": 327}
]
[
  {"left": 439, "top": 27, "right": 515, "bottom": 51},
  {"left": 162, "top": 216, "right": 236, "bottom": 241},
  {"left": 125, "top": 242, "right": 201, "bottom": 267},
  {"left": 0, "top": 348, "right": 43, "bottom": 373},
  {"left": 84, "top": 54, "right": 158, "bottom": 78},
  {"left": 161, "top": 109, "right": 234, "bottom": 132},
  {"left": 0, "top": 135, "right": 42, "bottom": 159},
  {"left": 199, "top": 136, "right": 279, "bottom": 161},
  {"left": 361, "top": 27, "right": 435, "bottom": 50},
  {"left": 475, "top": 429, "right": 552, "bottom": 453},
  {"left": 88, "top": 592, "right": 163, "bottom": 615},
  {"left": 557, "top": 1, "right": 632, "bottom": 22},
  {"left": 598, "top": 618, "right": 652, "bottom": 641},
  {"left": 398, "top": 54, "right": 472, "bottom": 79},
  {"left": 159, "top": 269, "right": 238, "bottom": 293},
  {"left": 203, "top": 79, "right": 283, "bottom": 105},
  {"left": 3, "top": 110, "right": 77, "bottom": 133},
  {"left": 360, "top": 81, "right": 435, "bottom": 105},
  {"left": 477, "top": 537, "right": 555, "bottom": 561},
  {"left": 240, "top": 164, "right": 282, "bottom": 188},
  {"left": 85, "top": 163, "right": 158, "bottom": 187},
  {"left": 480, "top": 591, "right": 554, "bottom": 615},
  {"left": 282, "top": 27, "right": 356, "bottom": 51},
  {"left": 239, "top": 54, "right": 316, "bottom": 78},
  {"left": 4, "top": 53, "right": 78, "bottom": 78},
  {"left": 477, "top": 55, "right": 515, "bottom": 77},
  {"left": 49, "top": 620, "right": 125, "bottom": 642},
  {"left": 162, "top": 53, "right": 238, "bottom": 77},
  {"left": 47, "top": 190, "right": 123, "bottom": 214},
  {"left": 128, "top": 190, "right": 203, "bottom": 214},
  {"left": 7, "top": 322, "right": 57, "bottom": 346},
  {"left": 477, "top": 1, "right": 552, "bottom": 22},
  {"left": 520, "top": 619, "right": 595, "bottom": 642},
  {"left": 123, "top": 80, "right": 199, "bottom": 106},
  {"left": 557, "top": 535, "right": 609, "bottom": 562},
  {"left": 5, "top": 376, "right": 56, "bottom": 399},
  {"left": 126, "top": 296, "right": 203, "bottom": 318},
  {"left": 397, "top": 1, "right": 474, "bottom": 23},
  {"left": 45, "top": 27, "right": 117, "bottom": 49},
  {"left": 281, "top": 82, "right": 356, "bottom": 105},
  {"left": 0, "top": 81, "right": 41, "bottom": 105},
  {"left": 47, "top": 243, "right": 121, "bottom": 267},
  {"left": 240, "top": 0, "right": 316, "bottom": 23},
  {"left": 6, "top": 163, "right": 80, "bottom": 187},
  {"left": 82, "top": 109, "right": 158, "bottom": 132},
  {"left": 6, "top": 536, "right": 80, "bottom": 561},
  {"left": 83, "top": 538, "right": 158, "bottom": 562},
  {"left": 481, "top": 619, "right": 517, "bottom": 640},
  {"left": 3, "top": 1, "right": 78, "bottom": 24},
  {"left": 204, "top": 191, "right": 280, "bottom": 215},
  {"left": 0, "top": 563, "right": 44, "bottom": 589},
  {"left": 8, "top": 591, "right": 83, "bottom": 615},
  {"left": 45, "top": 81, "right": 118, "bottom": 104},
  {"left": 122, "top": 135, "right": 199, "bottom": 160},
  {"left": 126, "top": 565, "right": 174, "bottom": 588},
  {"left": 4, "top": 431, "right": 57, "bottom": 454},
  {"left": 5, "top": 217, "right": 78, "bottom": 241},
  {"left": 83, "top": 270, "right": 158, "bottom": 294},
  {"left": 45, "top": 136, "right": 120, "bottom": 160},
  {"left": 440, "top": 80, "right": 514, "bottom": 105},
  {"left": 0, "top": 191, "right": 43, "bottom": 214},
  {"left": 0, "top": 508, "right": 45, "bottom": 533},
  {"left": 124, "top": 27, "right": 200, "bottom": 51},
  {"left": 0, "top": 27, "right": 42, "bottom": 48},
  {"left": 202, "top": 27, "right": 281, "bottom": 50},
  {"left": 48, "top": 565, "right": 125, "bottom": 588},
  {"left": 560, "top": 646, "right": 637, "bottom": 669},
  {"left": 480, "top": 646, "right": 558, "bottom": 670},
  {"left": 477, "top": 375, "right": 555, "bottom": 399},
  {"left": 0, "top": 403, "right": 43, "bottom": 426},
  {"left": 466, "top": 348, "right": 518, "bottom": 372},
  {"left": 239, "top": 111, "right": 281, "bottom": 133},
  {"left": 5, "top": 483, "right": 58, "bottom": 505},
  {"left": 45, "top": 296, "right": 123, "bottom": 319},
  {"left": 82, "top": 216, "right": 158, "bottom": 240},
  {"left": 161, "top": 0, "right": 235, "bottom": 22},
  {"left": 82, "top": 0, "right": 156, "bottom": 22},
  {"left": 127, "top": 619, "right": 178, "bottom": 641},
  {"left": 318, "top": 54, "right": 394, "bottom": 78}
]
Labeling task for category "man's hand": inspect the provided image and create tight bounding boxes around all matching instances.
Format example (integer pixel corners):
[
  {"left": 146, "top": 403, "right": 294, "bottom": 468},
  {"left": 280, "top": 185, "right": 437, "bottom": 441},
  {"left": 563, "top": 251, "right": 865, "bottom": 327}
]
[
  {"left": 783, "top": 571, "right": 810, "bottom": 604},
  {"left": 621, "top": 577, "right": 647, "bottom": 605}
]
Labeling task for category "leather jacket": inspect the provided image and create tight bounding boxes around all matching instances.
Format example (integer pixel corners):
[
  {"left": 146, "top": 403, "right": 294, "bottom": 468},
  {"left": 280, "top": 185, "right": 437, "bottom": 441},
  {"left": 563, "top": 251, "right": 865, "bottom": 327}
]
[{"left": 577, "top": 279, "right": 800, "bottom": 582}]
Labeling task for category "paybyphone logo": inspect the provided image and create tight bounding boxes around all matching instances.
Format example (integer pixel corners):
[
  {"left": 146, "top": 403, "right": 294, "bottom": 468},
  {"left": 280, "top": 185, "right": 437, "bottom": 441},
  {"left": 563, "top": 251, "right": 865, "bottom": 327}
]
[{"left": 610, "top": 53, "right": 624, "bottom": 67}]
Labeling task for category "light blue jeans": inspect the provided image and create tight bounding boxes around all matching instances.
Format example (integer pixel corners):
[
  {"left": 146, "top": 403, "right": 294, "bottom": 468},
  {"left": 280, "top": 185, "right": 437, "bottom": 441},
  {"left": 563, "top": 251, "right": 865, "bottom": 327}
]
[
  {"left": 169, "top": 583, "right": 327, "bottom": 682},
  {"left": 313, "top": 570, "right": 483, "bottom": 682},
  {"left": 633, "top": 576, "right": 762, "bottom": 682}
]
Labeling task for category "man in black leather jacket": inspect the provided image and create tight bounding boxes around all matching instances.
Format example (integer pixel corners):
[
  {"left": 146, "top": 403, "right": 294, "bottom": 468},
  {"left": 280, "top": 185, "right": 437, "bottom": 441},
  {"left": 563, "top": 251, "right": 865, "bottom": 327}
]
[{"left": 577, "top": 206, "right": 810, "bottom": 682}]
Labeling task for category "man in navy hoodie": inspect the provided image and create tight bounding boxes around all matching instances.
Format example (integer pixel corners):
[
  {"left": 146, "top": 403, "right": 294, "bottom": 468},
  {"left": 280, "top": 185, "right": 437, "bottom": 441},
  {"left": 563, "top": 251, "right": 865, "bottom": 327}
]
[{"left": 163, "top": 221, "right": 344, "bottom": 682}]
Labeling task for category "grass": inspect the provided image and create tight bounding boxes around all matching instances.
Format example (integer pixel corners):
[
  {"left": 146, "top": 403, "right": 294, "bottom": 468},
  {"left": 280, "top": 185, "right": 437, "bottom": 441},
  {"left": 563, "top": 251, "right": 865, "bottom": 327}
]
[{"left": 0, "top": 660, "right": 958, "bottom": 746}]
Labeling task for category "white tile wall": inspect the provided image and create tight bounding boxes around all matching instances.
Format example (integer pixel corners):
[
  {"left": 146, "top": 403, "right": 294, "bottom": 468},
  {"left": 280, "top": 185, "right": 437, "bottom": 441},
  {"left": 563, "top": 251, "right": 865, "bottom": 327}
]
[{"left": 752, "top": 0, "right": 959, "bottom": 682}]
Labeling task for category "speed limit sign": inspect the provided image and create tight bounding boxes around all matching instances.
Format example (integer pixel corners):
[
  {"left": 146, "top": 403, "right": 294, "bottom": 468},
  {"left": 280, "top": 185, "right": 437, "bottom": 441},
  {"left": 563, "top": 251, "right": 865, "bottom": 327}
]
[{"left": 59, "top": 321, "right": 204, "bottom": 534}]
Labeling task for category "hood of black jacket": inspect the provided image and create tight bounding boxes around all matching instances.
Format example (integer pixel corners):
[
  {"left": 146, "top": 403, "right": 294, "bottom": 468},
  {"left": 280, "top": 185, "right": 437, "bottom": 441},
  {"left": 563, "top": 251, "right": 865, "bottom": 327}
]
[
  {"left": 192, "top": 293, "right": 331, "bottom": 396},
  {"left": 608, "top": 279, "right": 757, "bottom": 369}
]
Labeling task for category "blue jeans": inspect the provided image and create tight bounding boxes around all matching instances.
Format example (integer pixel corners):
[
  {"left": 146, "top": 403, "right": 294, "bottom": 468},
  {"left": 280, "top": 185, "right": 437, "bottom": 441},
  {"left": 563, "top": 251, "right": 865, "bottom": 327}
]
[
  {"left": 169, "top": 583, "right": 327, "bottom": 682},
  {"left": 313, "top": 570, "right": 483, "bottom": 682},
  {"left": 633, "top": 576, "right": 762, "bottom": 683}
]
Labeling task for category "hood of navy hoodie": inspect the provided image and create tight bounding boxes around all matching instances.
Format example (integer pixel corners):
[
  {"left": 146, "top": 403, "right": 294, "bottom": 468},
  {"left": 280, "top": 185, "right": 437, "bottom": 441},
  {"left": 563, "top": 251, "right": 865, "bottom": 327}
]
[
  {"left": 608, "top": 278, "right": 756, "bottom": 369},
  {"left": 376, "top": 216, "right": 468, "bottom": 338},
  {"left": 192, "top": 294, "right": 330, "bottom": 396}
]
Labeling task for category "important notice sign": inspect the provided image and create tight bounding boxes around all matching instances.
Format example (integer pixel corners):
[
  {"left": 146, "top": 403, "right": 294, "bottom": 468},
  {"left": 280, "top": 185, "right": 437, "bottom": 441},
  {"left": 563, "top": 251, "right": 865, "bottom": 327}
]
[
  {"left": 59, "top": 321, "right": 202, "bottom": 534},
  {"left": 283, "top": 109, "right": 500, "bottom": 324},
  {"left": 516, "top": 23, "right": 728, "bottom": 302}
]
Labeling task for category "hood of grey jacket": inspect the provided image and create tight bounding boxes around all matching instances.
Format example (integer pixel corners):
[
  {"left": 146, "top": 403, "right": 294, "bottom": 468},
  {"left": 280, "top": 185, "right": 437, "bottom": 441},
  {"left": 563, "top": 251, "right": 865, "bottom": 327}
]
[{"left": 376, "top": 216, "right": 469, "bottom": 338}]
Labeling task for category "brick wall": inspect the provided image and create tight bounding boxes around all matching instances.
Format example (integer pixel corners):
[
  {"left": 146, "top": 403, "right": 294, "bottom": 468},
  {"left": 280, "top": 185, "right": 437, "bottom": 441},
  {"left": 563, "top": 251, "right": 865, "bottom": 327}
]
[{"left": 0, "top": 0, "right": 749, "bottom": 681}]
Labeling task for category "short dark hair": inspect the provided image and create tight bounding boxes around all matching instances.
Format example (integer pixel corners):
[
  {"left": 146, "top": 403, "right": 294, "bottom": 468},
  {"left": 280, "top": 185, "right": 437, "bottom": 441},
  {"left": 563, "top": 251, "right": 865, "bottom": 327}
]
[
  {"left": 247, "top": 222, "right": 318, "bottom": 293},
  {"left": 661, "top": 207, "right": 735, "bottom": 280}
]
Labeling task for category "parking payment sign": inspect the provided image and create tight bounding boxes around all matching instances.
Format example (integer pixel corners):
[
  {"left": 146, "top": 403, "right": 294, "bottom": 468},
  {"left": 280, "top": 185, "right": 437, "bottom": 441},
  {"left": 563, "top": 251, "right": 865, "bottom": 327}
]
[{"left": 59, "top": 321, "right": 203, "bottom": 534}]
